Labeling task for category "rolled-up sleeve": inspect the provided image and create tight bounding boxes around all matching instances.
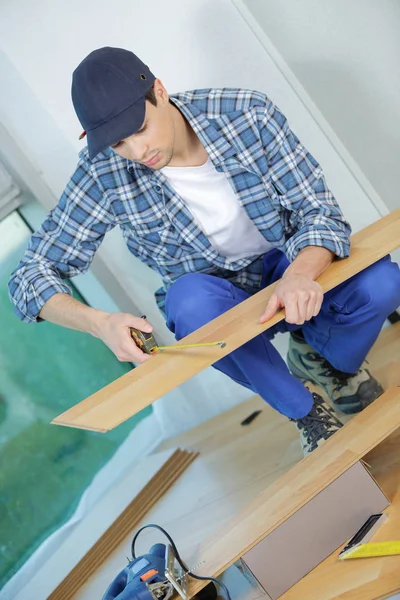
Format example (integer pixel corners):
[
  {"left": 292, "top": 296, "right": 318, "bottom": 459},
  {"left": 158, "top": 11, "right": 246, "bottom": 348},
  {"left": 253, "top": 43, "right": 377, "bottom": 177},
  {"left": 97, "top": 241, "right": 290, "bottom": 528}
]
[
  {"left": 259, "top": 100, "right": 352, "bottom": 261},
  {"left": 8, "top": 158, "right": 115, "bottom": 322}
]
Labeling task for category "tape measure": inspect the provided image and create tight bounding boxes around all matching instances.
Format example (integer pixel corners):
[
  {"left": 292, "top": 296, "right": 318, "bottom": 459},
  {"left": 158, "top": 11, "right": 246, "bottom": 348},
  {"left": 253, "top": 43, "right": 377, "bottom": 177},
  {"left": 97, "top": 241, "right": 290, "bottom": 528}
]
[
  {"left": 130, "top": 329, "right": 158, "bottom": 353},
  {"left": 340, "top": 540, "right": 400, "bottom": 559},
  {"left": 338, "top": 513, "right": 400, "bottom": 560},
  {"left": 130, "top": 316, "right": 226, "bottom": 355}
]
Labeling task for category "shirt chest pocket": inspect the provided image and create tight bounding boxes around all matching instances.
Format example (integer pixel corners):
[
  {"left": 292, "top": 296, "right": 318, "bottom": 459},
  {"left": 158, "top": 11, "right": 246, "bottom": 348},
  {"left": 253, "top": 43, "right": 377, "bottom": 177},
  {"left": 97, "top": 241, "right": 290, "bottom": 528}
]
[{"left": 120, "top": 216, "right": 194, "bottom": 261}]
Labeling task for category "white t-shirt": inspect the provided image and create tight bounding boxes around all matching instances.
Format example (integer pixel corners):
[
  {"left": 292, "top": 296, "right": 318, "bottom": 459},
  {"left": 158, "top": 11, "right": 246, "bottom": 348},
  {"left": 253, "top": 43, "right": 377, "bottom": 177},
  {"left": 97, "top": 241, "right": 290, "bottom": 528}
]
[{"left": 161, "top": 157, "right": 272, "bottom": 261}]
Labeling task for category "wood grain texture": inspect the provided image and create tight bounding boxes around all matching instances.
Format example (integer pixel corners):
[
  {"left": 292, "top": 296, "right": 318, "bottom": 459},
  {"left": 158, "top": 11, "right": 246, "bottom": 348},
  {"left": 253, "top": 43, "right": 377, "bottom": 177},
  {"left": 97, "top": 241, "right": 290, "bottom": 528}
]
[
  {"left": 278, "top": 428, "right": 400, "bottom": 600},
  {"left": 152, "top": 323, "right": 400, "bottom": 600},
  {"left": 52, "top": 210, "right": 400, "bottom": 431},
  {"left": 73, "top": 395, "right": 301, "bottom": 600},
  {"left": 45, "top": 449, "right": 197, "bottom": 600},
  {"left": 368, "top": 322, "right": 400, "bottom": 389},
  {"left": 187, "top": 387, "right": 400, "bottom": 597},
  {"left": 72, "top": 390, "right": 400, "bottom": 600}
]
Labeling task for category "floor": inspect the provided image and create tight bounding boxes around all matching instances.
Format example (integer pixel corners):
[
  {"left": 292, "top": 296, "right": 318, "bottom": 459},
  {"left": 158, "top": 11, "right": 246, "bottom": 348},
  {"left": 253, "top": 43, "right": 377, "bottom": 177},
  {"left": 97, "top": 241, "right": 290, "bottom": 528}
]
[{"left": 0, "top": 264, "right": 400, "bottom": 600}]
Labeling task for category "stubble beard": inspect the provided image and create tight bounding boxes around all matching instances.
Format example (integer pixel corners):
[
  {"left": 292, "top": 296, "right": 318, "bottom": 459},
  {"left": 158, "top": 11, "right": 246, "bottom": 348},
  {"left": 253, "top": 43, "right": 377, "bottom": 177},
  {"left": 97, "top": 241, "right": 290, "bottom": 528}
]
[{"left": 160, "top": 148, "right": 174, "bottom": 168}]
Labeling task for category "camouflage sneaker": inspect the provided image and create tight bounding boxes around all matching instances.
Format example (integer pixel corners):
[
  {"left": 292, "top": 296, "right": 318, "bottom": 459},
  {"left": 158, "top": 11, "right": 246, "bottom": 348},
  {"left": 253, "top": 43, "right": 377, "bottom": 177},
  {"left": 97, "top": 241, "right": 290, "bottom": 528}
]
[
  {"left": 287, "top": 330, "right": 384, "bottom": 414},
  {"left": 292, "top": 392, "right": 343, "bottom": 455}
]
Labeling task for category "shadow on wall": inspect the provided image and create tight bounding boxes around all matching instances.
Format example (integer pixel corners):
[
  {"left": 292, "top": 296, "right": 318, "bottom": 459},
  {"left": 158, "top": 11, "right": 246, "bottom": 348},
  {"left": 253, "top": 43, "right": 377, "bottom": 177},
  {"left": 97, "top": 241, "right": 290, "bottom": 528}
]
[{"left": 289, "top": 59, "right": 400, "bottom": 212}]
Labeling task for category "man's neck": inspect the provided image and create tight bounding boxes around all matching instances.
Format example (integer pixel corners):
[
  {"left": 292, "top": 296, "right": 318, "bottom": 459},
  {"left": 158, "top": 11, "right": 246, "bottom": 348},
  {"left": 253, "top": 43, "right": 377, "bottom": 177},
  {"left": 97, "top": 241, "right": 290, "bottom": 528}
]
[{"left": 168, "top": 104, "right": 208, "bottom": 167}]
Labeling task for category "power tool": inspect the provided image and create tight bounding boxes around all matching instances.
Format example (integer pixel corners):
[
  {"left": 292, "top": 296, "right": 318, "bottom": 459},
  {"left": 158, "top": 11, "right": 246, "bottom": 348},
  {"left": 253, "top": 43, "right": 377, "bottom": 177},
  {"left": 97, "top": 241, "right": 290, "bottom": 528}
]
[
  {"left": 102, "top": 543, "right": 175, "bottom": 600},
  {"left": 102, "top": 525, "right": 224, "bottom": 600}
]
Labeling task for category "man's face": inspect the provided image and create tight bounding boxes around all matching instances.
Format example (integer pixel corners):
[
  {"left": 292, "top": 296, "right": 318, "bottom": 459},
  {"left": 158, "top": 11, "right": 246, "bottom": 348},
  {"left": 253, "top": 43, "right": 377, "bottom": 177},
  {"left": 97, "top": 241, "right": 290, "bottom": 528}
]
[{"left": 110, "top": 80, "right": 175, "bottom": 169}]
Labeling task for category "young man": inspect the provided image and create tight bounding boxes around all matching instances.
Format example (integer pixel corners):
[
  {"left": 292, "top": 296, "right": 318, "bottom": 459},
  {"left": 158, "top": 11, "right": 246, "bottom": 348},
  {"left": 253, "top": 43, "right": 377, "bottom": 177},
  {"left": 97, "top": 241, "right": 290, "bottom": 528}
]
[{"left": 9, "top": 47, "right": 400, "bottom": 454}]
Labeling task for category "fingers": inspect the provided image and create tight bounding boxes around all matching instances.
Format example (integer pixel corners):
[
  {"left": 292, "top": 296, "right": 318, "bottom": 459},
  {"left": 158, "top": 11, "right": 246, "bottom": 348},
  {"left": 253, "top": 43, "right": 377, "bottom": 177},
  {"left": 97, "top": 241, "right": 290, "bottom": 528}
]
[
  {"left": 127, "top": 315, "right": 153, "bottom": 332},
  {"left": 114, "top": 332, "right": 150, "bottom": 363},
  {"left": 259, "top": 294, "right": 280, "bottom": 323},
  {"left": 285, "top": 289, "right": 323, "bottom": 324},
  {"left": 118, "top": 314, "right": 154, "bottom": 362},
  {"left": 306, "top": 291, "right": 323, "bottom": 321},
  {"left": 97, "top": 312, "right": 154, "bottom": 364},
  {"left": 116, "top": 328, "right": 152, "bottom": 364},
  {"left": 116, "top": 346, "right": 151, "bottom": 364},
  {"left": 282, "top": 291, "right": 300, "bottom": 324}
]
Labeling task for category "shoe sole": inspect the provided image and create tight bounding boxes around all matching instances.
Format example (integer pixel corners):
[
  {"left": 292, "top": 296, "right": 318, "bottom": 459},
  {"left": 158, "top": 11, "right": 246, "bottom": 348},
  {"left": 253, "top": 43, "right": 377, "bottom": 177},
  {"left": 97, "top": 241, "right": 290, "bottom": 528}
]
[{"left": 287, "top": 355, "right": 366, "bottom": 415}]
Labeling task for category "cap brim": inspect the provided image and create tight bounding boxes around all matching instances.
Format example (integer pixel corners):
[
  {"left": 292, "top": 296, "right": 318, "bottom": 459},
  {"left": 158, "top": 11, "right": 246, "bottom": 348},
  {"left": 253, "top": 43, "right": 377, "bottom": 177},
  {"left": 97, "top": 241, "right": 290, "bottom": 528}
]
[{"left": 86, "top": 96, "right": 146, "bottom": 160}]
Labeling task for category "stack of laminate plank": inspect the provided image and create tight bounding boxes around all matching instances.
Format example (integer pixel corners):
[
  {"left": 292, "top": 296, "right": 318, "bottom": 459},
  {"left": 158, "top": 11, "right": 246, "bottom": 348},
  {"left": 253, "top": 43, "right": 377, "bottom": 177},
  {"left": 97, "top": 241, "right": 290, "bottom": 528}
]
[
  {"left": 73, "top": 385, "right": 400, "bottom": 600},
  {"left": 31, "top": 449, "right": 197, "bottom": 600},
  {"left": 66, "top": 323, "right": 400, "bottom": 600}
]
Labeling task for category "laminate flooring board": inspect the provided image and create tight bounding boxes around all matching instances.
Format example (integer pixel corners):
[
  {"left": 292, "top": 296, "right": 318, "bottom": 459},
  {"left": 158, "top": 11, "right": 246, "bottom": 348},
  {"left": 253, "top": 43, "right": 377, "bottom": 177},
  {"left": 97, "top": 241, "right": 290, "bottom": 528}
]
[
  {"left": 48, "top": 450, "right": 198, "bottom": 600},
  {"left": 74, "top": 402, "right": 302, "bottom": 599},
  {"left": 52, "top": 210, "right": 400, "bottom": 432},
  {"left": 58, "top": 452, "right": 198, "bottom": 598},
  {"left": 66, "top": 322, "right": 400, "bottom": 600},
  {"left": 186, "top": 388, "right": 400, "bottom": 597},
  {"left": 75, "top": 389, "right": 400, "bottom": 600},
  {"left": 278, "top": 429, "right": 400, "bottom": 600},
  {"left": 13, "top": 449, "right": 196, "bottom": 600},
  {"left": 368, "top": 322, "right": 400, "bottom": 388}
]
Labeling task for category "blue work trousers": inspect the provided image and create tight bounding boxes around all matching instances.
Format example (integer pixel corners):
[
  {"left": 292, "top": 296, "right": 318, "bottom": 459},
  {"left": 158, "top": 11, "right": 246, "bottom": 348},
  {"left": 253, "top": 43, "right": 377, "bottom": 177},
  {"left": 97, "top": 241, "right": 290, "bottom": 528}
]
[{"left": 165, "top": 250, "right": 400, "bottom": 419}]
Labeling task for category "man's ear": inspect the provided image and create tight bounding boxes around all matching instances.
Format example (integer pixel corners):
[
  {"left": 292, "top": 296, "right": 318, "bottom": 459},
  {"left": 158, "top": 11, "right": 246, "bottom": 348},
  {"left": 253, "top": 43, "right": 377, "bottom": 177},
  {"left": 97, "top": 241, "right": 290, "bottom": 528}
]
[{"left": 153, "top": 79, "right": 169, "bottom": 105}]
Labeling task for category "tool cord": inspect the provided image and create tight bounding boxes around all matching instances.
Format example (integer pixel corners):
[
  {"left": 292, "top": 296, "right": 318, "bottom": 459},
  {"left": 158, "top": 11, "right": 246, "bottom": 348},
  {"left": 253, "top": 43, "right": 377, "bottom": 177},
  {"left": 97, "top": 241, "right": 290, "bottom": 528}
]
[{"left": 131, "top": 523, "right": 232, "bottom": 600}]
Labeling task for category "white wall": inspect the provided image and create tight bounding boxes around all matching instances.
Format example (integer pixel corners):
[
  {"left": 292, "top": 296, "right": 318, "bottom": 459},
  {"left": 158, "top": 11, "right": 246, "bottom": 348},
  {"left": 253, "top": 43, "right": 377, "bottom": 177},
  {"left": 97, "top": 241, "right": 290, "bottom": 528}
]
[
  {"left": 0, "top": 0, "right": 387, "bottom": 438},
  {"left": 241, "top": 0, "right": 400, "bottom": 212}
]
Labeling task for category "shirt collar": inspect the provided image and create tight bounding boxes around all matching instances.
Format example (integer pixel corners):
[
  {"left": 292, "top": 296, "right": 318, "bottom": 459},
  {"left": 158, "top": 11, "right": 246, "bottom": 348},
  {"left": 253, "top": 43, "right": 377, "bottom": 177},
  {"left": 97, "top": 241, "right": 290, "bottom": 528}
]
[
  {"left": 169, "top": 96, "right": 238, "bottom": 164},
  {"left": 125, "top": 94, "right": 239, "bottom": 178}
]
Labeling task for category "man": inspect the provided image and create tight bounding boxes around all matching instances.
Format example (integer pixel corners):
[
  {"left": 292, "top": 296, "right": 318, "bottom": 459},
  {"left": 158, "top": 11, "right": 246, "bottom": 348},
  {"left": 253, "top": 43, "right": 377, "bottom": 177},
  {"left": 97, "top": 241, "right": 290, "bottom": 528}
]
[{"left": 9, "top": 47, "right": 400, "bottom": 454}]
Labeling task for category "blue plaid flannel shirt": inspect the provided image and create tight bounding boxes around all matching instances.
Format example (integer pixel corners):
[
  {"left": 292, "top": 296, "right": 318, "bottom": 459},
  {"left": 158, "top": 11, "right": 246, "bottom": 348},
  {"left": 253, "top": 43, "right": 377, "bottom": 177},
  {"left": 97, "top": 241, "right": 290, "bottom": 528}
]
[{"left": 9, "top": 88, "right": 351, "bottom": 322}]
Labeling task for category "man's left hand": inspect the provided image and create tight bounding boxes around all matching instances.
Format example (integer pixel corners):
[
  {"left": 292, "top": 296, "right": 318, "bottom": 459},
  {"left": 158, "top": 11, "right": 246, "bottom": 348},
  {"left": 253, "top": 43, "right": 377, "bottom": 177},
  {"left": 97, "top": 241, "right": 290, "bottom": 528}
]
[{"left": 260, "top": 273, "right": 323, "bottom": 325}]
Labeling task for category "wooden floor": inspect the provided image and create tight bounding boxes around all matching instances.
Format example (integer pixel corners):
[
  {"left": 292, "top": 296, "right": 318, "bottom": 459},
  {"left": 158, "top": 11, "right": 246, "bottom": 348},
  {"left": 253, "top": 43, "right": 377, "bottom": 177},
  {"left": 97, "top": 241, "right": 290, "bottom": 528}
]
[
  {"left": 279, "top": 427, "right": 400, "bottom": 600},
  {"left": 279, "top": 323, "right": 400, "bottom": 600},
  {"left": 162, "top": 322, "right": 400, "bottom": 600},
  {"left": 72, "top": 323, "right": 400, "bottom": 600},
  {"left": 368, "top": 321, "right": 400, "bottom": 389},
  {"left": 76, "top": 395, "right": 303, "bottom": 599}
]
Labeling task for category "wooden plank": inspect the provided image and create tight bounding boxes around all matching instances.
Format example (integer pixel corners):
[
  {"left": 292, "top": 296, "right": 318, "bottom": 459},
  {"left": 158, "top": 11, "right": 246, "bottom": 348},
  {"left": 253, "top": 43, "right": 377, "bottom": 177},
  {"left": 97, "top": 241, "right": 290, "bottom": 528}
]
[
  {"left": 279, "top": 428, "right": 400, "bottom": 600},
  {"left": 13, "top": 449, "right": 197, "bottom": 600},
  {"left": 368, "top": 322, "right": 400, "bottom": 389},
  {"left": 138, "top": 326, "right": 400, "bottom": 600},
  {"left": 151, "top": 318, "right": 400, "bottom": 600},
  {"left": 186, "top": 387, "right": 400, "bottom": 597},
  {"left": 73, "top": 396, "right": 302, "bottom": 599},
  {"left": 52, "top": 209, "right": 400, "bottom": 432},
  {"left": 47, "top": 450, "right": 197, "bottom": 600},
  {"left": 73, "top": 391, "right": 400, "bottom": 600}
]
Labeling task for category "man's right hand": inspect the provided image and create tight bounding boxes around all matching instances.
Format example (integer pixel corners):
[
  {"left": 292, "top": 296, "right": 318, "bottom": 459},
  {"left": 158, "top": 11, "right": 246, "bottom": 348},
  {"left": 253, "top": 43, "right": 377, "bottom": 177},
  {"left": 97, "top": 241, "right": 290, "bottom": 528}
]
[
  {"left": 39, "top": 294, "right": 154, "bottom": 364},
  {"left": 94, "top": 312, "right": 154, "bottom": 364}
]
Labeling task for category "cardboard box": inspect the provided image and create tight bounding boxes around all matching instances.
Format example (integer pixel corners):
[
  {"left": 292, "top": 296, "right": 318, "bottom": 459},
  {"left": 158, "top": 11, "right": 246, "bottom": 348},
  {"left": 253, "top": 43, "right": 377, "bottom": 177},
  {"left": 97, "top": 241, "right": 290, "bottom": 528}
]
[{"left": 241, "top": 460, "right": 389, "bottom": 600}]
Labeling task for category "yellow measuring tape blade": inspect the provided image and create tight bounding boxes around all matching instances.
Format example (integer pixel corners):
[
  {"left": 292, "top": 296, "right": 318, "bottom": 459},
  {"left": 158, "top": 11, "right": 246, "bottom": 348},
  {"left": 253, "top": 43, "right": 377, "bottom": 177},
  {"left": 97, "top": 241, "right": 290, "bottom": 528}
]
[
  {"left": 152, "top": 341, "right": 226, "bottom": 353},
  {"left": 340, "top": 540, "right": 400, "bottom": 559}
]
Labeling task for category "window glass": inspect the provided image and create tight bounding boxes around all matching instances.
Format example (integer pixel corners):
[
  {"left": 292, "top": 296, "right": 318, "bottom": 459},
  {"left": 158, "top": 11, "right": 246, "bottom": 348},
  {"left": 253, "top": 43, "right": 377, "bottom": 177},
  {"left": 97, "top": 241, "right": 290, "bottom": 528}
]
[{"left": 0, "top": 212, "right": 151, "bottom": 587}]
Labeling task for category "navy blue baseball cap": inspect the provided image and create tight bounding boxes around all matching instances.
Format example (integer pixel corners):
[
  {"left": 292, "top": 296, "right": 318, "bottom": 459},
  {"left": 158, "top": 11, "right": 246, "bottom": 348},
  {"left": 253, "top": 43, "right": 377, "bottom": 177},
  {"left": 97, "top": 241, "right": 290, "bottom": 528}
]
[{"left": 72, "top": 47, "right": 156, "bottom": 159}]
